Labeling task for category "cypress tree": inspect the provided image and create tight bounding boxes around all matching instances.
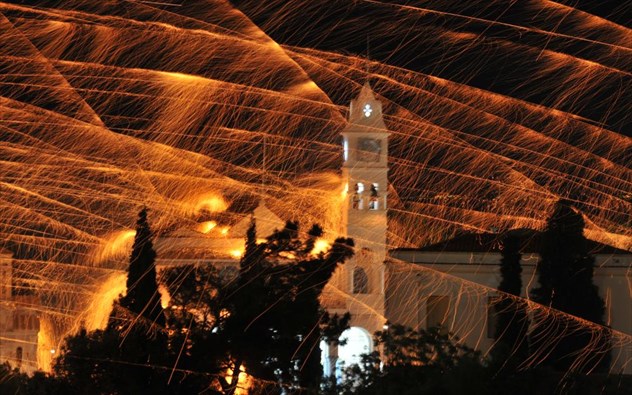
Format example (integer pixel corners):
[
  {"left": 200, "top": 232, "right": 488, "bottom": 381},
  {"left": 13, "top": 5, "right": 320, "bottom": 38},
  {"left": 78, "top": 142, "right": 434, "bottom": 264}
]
[
  {"left": 493, "top": 232, "right": 529, "bottom": 369},
  {"left": 226, "top": 219, "right": 354, "bottom": 393},
  {"left": 530, "top": 200, "right": 608, "bottom": 371},
  {"left": 119, "top": 208, "right": 165, "bottom": 327},
  {"left": 57, "top": 209, "right": 170, "bottom": 393}
]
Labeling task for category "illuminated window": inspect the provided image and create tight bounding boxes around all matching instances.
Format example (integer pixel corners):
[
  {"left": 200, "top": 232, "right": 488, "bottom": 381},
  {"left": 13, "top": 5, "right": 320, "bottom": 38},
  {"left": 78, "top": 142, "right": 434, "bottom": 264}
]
[
  {"left": 352, "top": 267, "right": 369, "bottom": 294},
  {"left": 426, "top": 295, "right": 449, "bottom": 333},
  {"left": 363, "top": 103, "right": 373, "bottom": 117},
  {"left": 343, "top": 138, "right": 349, "bottom": 162},
  {"left": 353, "top": 183, "right": 365, "bottom": 210}
]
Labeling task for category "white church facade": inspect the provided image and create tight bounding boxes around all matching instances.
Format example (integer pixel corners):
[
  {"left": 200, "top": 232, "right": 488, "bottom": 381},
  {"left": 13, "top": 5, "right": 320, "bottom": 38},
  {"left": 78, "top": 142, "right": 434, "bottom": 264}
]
[{"left": 0, "top": 248, "right": 40, "bottom": 375}]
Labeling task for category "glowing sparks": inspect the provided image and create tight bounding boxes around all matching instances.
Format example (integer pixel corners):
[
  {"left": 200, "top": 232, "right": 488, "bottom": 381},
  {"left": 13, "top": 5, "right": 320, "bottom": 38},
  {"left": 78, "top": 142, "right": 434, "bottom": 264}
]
[
  {"left": 36, "top": 320, "right": 56, "bottom": 373},
  {"left": 311, "top": 239, "right": 330, "bottom": 255},
  {"left": 158, "top": 284, "right": 171, "bottom": 309},
  {"left": 225, "top": 364, "right": 252, "bottom": 395},
  {"left": 161, "top": 71, "right": 204, "bottom": 83},
  {"left": 193, "top": 195, "right": 229, "bottom": 215},
  {"left": 196, "top": 220, "right": 217, "bottom": 234},
  {"left": 230, "top": 249, "right": 244, "bottom": 258},
  {"left": 91, "top": 230, "right": 136, "bottom": 265},
  {"left": 81, "top": 273, "right": 127, "bottom": 332}
]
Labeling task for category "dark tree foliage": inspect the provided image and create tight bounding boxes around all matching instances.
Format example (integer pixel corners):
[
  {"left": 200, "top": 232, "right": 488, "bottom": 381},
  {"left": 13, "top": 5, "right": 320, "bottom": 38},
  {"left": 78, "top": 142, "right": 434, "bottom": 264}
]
[
  {"left": 498, "top": 234, "right": 523, "bottom": 296},
  {"left": 327, "top": 324, "right": 489, "bottom": 395},
  {"left": 52, "top": 208, "right": 191, "bottom": 394},
  {"left": 530, "top": 200, "right": 609, "bottom": 372},
  {"left": 0, "top": 363, "right": 63, "bottom": 395},
  {"left": 326, "top": 325, "right": 631, "bottom": 395},
  {"left": 53, "top": 215, "right": 351, "bottom": 395},
  {"left": 0, "top": 362, "right": 28, "bottom": 394},
  {"left": 117, "top": 208, "right": 165, "bottom": 328},
  {"left": 158, "top": 219, "right": 354, "bottom": 394},
  {"left": 492, "top": 233, "right": 529, "bottom": 369},
  {"left": 320, "top": 311, "right": 351, "bottom": 345},
  {"left": 53, "top": 327, "right": 194, "bottom": 395},
  {"left": 225, "top": 219, "right": 354, "bottom": 393},
  {"left": 159, "top": 265, "right": 231, "bottom": 394}
]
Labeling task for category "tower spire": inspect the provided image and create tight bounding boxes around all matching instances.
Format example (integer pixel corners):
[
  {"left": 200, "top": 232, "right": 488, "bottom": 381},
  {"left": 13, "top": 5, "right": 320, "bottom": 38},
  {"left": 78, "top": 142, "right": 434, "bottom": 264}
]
[{"left": 365, "top": 34, "right": 371, "bottom": 76}]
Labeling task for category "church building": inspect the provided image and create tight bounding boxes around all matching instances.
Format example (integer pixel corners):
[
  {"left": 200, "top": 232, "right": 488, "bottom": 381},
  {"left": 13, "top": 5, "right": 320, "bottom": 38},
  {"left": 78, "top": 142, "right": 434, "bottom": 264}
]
[
  {"left": 153, "top": 81, "right": 632, "bottom": 377},
  {"left": 2, "top": 83, "right": 630, "bottom": 378},
  {"left": 324, "top": 82, "right": 632, "bottom": 376},
  {"left": 0, "top": 248, "right": 40, "bottom": 375},
  {"left": 319, "top": 82, "right": 390, "bottom": 375}
]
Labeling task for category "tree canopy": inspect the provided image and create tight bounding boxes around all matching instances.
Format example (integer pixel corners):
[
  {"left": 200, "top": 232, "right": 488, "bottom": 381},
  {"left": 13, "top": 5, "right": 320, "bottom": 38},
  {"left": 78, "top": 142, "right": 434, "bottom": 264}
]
[
  {"left": 52, "top": 217, "right": 353, "bottom": 394},
  {"left": 117, "top": 207, "right": 165, "bottom": 328},
  {"left": 530, "top": 200, "right": 608, "bottom": 372},
  {"left": 328, "top": 324, "right": 489, "bottom": 395},
  {"left": 492, "top": 232, "right": 529, "bottom": 370}
]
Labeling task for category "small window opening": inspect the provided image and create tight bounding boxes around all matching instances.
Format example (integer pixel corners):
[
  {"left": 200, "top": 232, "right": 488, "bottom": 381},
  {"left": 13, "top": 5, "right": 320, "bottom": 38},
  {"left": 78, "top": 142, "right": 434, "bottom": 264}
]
[
  {"left": 352, "top": 183, "right": 365, "bottom": 210},
  {"left": 352, "top": 267, "right": 369, "bottom": 294},
  {"left": 369, "top": 183, "right": 379, "bottom": 210},
  {"left": 16, "top": 347, "right": 22, "bottom": 367}
]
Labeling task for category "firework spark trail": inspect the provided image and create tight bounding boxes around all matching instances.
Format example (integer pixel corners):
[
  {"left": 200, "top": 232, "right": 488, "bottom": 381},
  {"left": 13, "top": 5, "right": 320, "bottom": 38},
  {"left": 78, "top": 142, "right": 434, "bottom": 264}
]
[
  {"left": 363, "top": 0, "right": 632, "bottom": 50},
  {"left": 286, "top": 47, "right": 630, "bottom": 241},
  {"left": 0, "top": 0, "right": 628, "bottom": 288},
  {"left": 0, "top": 0, "right": 629, "bottom": 377},
  {"left": 290, "top": 47, "right": 630, "bottom": 164}
]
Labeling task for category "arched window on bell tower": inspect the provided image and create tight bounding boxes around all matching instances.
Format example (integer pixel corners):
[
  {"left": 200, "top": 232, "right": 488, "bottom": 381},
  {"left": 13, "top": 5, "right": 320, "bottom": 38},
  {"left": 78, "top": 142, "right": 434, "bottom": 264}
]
[
  {"left": 369, "top": 183, "right": 379, "bottom": 210},
  {"left": 352, "top": 183, "right": 365, "bottom": 210}
]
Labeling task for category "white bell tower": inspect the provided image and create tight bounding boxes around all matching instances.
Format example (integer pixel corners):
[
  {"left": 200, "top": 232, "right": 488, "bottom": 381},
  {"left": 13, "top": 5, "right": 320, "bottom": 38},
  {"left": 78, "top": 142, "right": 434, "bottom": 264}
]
[
  {"left": 340, "top": 81, "right": 389, "bottom": 336},
  {"left": 320, "top": 81, "right": 390, "bottom": 378}
]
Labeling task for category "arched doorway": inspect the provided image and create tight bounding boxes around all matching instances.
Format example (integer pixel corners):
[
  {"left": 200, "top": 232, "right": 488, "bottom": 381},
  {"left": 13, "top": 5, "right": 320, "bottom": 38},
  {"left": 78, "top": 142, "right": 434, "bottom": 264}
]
[
  {"left": 336, "top": 326, "right": 372, "bottom": 378},
  {"left": 320, "top": 326, "right": 373, "bottom": 379}
]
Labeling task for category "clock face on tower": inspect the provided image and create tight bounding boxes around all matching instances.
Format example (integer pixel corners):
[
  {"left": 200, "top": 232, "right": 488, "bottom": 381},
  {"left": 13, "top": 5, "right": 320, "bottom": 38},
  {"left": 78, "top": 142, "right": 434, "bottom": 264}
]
[{"left": 358, "top": 138, "right": 381, "bottom": 162}]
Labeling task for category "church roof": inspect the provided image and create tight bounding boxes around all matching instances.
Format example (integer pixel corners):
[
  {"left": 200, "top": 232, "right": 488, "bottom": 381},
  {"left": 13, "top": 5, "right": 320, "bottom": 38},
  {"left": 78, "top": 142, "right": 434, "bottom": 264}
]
[
  {"left": 357, "top": 81, "right": 377, "bottom": 102},
  {"left": 155, "top": 200, "right": 287, "bottom": 261},
  {"left": 229, "top": 200, "right": 285, "bottom": 238},
  {"left": 394, "top": 228, "right": 630, "bottom": 255},
  {"left": 159, "top": 200, "right": 285, "bottom": 240}
]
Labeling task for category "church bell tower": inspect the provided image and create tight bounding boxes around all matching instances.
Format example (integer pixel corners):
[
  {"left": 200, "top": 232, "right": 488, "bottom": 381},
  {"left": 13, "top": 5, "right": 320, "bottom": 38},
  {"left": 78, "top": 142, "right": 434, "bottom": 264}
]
[{"left": 340, "top": 81, "right": 389, "bottom": 335}]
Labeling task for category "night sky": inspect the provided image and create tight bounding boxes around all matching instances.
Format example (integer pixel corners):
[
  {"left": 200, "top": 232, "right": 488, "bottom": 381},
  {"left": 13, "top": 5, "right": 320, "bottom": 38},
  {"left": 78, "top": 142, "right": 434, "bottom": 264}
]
[
  {"left": 0, "top": 0, "right": 629, "bottom": 262},
  {"left": 230, "top": 0, "right": 631, "bottom": 137}
]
